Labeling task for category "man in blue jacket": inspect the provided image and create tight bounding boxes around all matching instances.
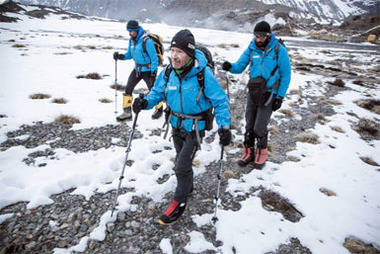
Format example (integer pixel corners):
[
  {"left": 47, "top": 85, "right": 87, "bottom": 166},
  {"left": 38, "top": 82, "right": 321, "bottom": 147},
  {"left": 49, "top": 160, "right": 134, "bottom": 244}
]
[
  {"left": 222, "top": 21, "right": 291, "bottom": 169},
  {"left": 113, "top": 20, "right": 163, "bottom": 121},
  {"left": 133, "top": 29, "right": 232, "bottom": 224}
]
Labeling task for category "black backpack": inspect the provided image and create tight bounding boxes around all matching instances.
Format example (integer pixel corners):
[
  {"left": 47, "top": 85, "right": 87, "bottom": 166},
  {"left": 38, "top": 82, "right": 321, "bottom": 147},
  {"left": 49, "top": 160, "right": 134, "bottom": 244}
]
[
  {"left": 196, "top": 45, "right": 215, "bottom": 73},
  {"left": 142, "top": 33, "right": 164, "bottom": 66}
]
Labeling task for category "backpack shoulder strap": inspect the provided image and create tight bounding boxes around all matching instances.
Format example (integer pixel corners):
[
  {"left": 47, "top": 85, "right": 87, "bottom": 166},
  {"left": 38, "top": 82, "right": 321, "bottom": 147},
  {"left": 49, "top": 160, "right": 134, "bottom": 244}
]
[
  {"left": 142, "top": 36, "right": 149, "bottom": 54},
  {"left": 163, "top": 65, "right": 173, "bottom": 102},
  {"left": 196, "top": 68, "right": 207, "bottom": 103}
]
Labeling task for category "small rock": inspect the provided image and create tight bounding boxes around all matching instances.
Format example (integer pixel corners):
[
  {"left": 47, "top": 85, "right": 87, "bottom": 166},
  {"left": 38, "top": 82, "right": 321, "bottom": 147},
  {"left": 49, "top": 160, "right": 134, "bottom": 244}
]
[
  {"left": 25, "top": 241, "right": 37, "bottom": 250},
  {"left": 106, "top": 222, "right": 115, "bottom": 233},
  {"left": 124, "top": 229, "right": 133, "bottom": 236},
  {"left": 131, "top": 221, "right": 140, "bottom": 228},
  {"left": 117, "top": 212, "right": 126, "bottom": 221}
]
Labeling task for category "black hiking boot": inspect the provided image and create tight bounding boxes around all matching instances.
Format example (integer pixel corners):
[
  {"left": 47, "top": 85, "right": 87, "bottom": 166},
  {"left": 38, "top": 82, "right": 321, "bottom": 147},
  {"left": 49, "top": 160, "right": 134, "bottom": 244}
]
[{"left": 158, "top": 200, "right": 186, "bottom": 225}]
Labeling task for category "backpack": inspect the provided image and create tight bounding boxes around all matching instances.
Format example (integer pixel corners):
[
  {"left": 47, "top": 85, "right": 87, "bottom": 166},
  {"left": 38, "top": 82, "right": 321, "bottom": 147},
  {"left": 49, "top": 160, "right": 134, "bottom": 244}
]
[
  {"left": 196, "top": 45, "right": 215, "bottom": 73},
  {"left": 142, "top": 33, "right": 164, "bottom": 66},
  {"left": 163, "top": 45, "right": 216, "bottom": 130}
]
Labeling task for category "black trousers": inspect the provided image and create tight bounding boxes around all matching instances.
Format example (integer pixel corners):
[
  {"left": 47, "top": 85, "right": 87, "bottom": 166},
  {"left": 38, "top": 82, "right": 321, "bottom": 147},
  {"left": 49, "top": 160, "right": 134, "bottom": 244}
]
[
  {"left": 244, "top": 93, "right": 274, "bottom": 147},
  {"left": 124, "top": 69, "right": 155, "bottom": 95},
  {"left": 172, "top": 129, "right": 204, "bottom": 203}
]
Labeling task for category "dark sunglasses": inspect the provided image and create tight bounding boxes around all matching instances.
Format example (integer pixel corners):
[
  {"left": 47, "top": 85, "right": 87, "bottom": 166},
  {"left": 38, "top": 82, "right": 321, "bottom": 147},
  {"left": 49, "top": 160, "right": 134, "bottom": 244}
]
[{"left": 254, "top": 32, "right": 270, "bottom": 38}]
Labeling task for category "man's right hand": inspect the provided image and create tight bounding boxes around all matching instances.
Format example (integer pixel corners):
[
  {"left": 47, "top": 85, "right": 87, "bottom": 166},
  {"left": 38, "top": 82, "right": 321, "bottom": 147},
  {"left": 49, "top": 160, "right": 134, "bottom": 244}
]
[
  {"left": 222, "top": 61, "right": 232, "bottom": 71},
  {"left": 132, "top": 97, "right": 148, "bottom": 114},
  {"left": 113, "top": 52, "right": 124, "bottom": 60}
]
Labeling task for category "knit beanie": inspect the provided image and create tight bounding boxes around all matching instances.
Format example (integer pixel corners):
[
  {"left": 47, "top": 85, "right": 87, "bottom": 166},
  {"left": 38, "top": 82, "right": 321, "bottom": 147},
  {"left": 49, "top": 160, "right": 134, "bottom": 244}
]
[
  {"left": 170, "top": 29, "right": 196, "bottom": 57},
  {"left": 126, "top": 20, "right": 139, "bottom": 31},
  {"left": 254, "top": 21, "right": 271, "bottom": 34}
]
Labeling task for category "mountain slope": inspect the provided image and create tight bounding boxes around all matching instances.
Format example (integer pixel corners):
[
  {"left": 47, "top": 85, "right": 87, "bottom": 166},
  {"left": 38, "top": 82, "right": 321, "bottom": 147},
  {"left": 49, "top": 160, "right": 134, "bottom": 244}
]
[{"left": 15, "top": 0, "right": 380, "bottom": 23}]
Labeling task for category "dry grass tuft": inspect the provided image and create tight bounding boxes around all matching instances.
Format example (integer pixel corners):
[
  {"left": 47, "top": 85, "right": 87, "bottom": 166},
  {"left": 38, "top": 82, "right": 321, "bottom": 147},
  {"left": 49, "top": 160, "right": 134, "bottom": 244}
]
[
  {"left": 223, "top": 170, "right": 238, "bottom": 179},
  {"left": 355, "top": 99, "right": 380, "bottom": 114},
  {"left": 76, "top": 72, "right": 102, "bottom": 80},
  {"left": 353, "top": 118, "right": 379, "bottom": 136},
  {"left": 320, "top": 97, "right": 343, "bottom": 105},
  {"left": 288, "top": 89, "right": 300, "bottom": 95},
  {"left": 99, "top": 98, "right": 112, "bottom": 103},
  {"left": 343, "top": 237, "right": 379, "bottom": 254},
  {"left": 54, "top": 52, "right": 72, "bottom": 55},
  {"left": 8, "top": 39, "right": 16, "bottom": 42},
  {"left": 330, "top": 126, "right": 345, "bottom": 133},
  {"left": 314, "top": 113, "right": 327, "bottom": 123},
  {"left": 319, "top": 187, "right": 336, "bottom": 196},
  {"left": 55, "top": 114, "right": 80, "bottom": 124},
  {"left": 287, "top": 156, "right": 301, "bottom": 162},
  {"left": 295, "top": 132, "right": 320, "bottom": 144},
  {"left": 217, "top": 43, "right": 240, "bottom": 49},
  {"left": 102, "top": 46, "right": 113, "bottom": 50},
  {"left": 279, "top": 109, "right": 294, "bottom": 118},
  {"left": 110, "top": 84, "right": 125, "bottom": 91},
  {"left": 359, "top": 156, "right": 379, "bottom": 166},
  {"left": 12, "top": 44, "right": 26, "bottom": 48},
  {"left": 327, "top": 79, "right": 345, "bottom": 87},
  {"left": 269, "top": 126, "right": 281, "bottom": 136},
  {"left": 29, "top": 93, "right": 51, "bottom": 99},
  {"left": 51, "top": 98, "right": 67, "bottom": 104}
]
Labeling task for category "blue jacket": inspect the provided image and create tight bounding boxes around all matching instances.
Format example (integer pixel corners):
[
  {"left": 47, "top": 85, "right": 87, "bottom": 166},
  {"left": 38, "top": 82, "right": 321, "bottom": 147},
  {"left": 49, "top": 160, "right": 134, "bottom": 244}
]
[
  {"left": 122, "top": 26, "right": 158, "bottom": 72},
  {"left": 229, "top": 34, "right": 291, "bottom": 98},
  {"left": 145, "top": 50, "right": 231, "bottom": 132}
]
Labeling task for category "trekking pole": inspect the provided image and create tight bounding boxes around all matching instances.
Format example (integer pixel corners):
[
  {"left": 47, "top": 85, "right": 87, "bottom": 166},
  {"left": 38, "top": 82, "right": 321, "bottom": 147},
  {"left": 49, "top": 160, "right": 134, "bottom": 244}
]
[
  {"left": 211, "top": 145, "right": 224, "bottom": 224},
  {"left": 224, "top": 72, "right": 230, "bottom": 101},
  {"left": 114, "top": 59, "right": 118, "bottom": 115},
  {"left": 110, "top": 93, "right": 144, "bottom": 217}
]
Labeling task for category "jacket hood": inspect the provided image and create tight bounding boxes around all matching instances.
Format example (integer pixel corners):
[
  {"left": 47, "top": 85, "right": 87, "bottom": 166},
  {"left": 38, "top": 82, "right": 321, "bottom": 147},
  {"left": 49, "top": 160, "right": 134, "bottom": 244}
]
[{"left": 182, "top": 49, "right": 208, "bottom": 79}]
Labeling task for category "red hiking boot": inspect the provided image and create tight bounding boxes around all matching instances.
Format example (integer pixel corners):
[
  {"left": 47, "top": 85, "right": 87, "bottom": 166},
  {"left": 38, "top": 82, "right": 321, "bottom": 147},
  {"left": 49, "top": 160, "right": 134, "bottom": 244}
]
[
  {"left": 238, "top": 146, "right": 254, "bottom": 167},
  {"left": 253, "top": 147, "right": 268, "bottom": 169},
  {"left": 158, "top": 200, "right": 186, "bottom": 225}
]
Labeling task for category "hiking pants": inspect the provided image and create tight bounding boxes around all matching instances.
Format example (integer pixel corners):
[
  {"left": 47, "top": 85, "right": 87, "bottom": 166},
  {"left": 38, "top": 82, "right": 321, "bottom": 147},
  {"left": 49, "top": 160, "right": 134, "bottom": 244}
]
[
  {"left": 245, "top": 94, "right": 274, "bottom": 147},
  {"left": 172, "top": 129, "right": 204, "bottom": 203},
  {"left": 125, "top": 69, "right": 155, "bottom": 95}
]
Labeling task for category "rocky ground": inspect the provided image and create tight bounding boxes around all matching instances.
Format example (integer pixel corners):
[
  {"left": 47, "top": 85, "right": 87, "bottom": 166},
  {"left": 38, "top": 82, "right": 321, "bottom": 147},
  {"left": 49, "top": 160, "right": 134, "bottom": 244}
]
[{"left": 1, "top": 44, "right": 380, "bottom": 253}]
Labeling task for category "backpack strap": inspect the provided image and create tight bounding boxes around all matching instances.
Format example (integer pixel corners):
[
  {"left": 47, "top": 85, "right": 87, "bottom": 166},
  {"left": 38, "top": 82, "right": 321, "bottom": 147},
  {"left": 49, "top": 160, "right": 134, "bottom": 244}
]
[
  {"left": 196, "top": 68, "right": 207, "bottom": 104},
  {"left": 142, "top": 35, "right": 152, "bottom": 61}
]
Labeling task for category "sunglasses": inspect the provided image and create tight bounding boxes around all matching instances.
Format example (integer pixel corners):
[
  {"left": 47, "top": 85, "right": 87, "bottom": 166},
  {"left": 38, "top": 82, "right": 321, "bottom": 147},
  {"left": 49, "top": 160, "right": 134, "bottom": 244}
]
[{"left": 254, "top": 33, "right": 270, "bottom": 38}]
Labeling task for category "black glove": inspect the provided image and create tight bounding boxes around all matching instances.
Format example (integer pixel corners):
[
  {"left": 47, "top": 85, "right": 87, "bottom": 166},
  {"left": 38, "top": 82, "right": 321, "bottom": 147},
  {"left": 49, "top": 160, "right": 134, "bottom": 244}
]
[
  {"left": 222, "top": 61, "right": 232, "bottom": 71},
  {"left": 113, "top": 52, "right": 119, "bottom": 60},
  {"left": 132, "top": 97, "right": 148, "bottom": 114},
  {"left": 218, "top": 127, "right": 232, "bottom": 146},
  {"left": 113, "top": 52, "right": 124, "bottom": 60},
  {"left": 272, "top": 97, "right": 283, "bottom": 111}
]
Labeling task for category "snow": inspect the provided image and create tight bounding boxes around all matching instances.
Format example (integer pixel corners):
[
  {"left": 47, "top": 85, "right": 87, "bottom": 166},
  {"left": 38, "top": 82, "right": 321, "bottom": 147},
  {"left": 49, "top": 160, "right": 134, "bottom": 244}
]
[
  {"left": 159, "top": 238, "right": 173, "bottom": 254},
  {"left": 1, "top": 5, "right": 380, "bottom": 254}
]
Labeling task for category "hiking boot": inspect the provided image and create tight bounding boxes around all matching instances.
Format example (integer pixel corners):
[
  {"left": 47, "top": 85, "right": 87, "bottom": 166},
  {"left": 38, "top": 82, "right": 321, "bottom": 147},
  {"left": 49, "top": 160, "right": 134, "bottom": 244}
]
[
  {"left": 116, "top": 94, "right": 133, "bottom": 121},
  {"left": 158, "top": 200, "right": 186, "bottom": 225},
  {"left": 253, "top": 147, "right": 268, "bottom": 169},
  {"left": 152, "top": 102, "right": 163, "bottom": 119},
  {"left": 237, "top": 146, "right": 254, "bottom": 167},
  {"left": 116, "top": 107, "right": 132, "bottom": 121}
]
